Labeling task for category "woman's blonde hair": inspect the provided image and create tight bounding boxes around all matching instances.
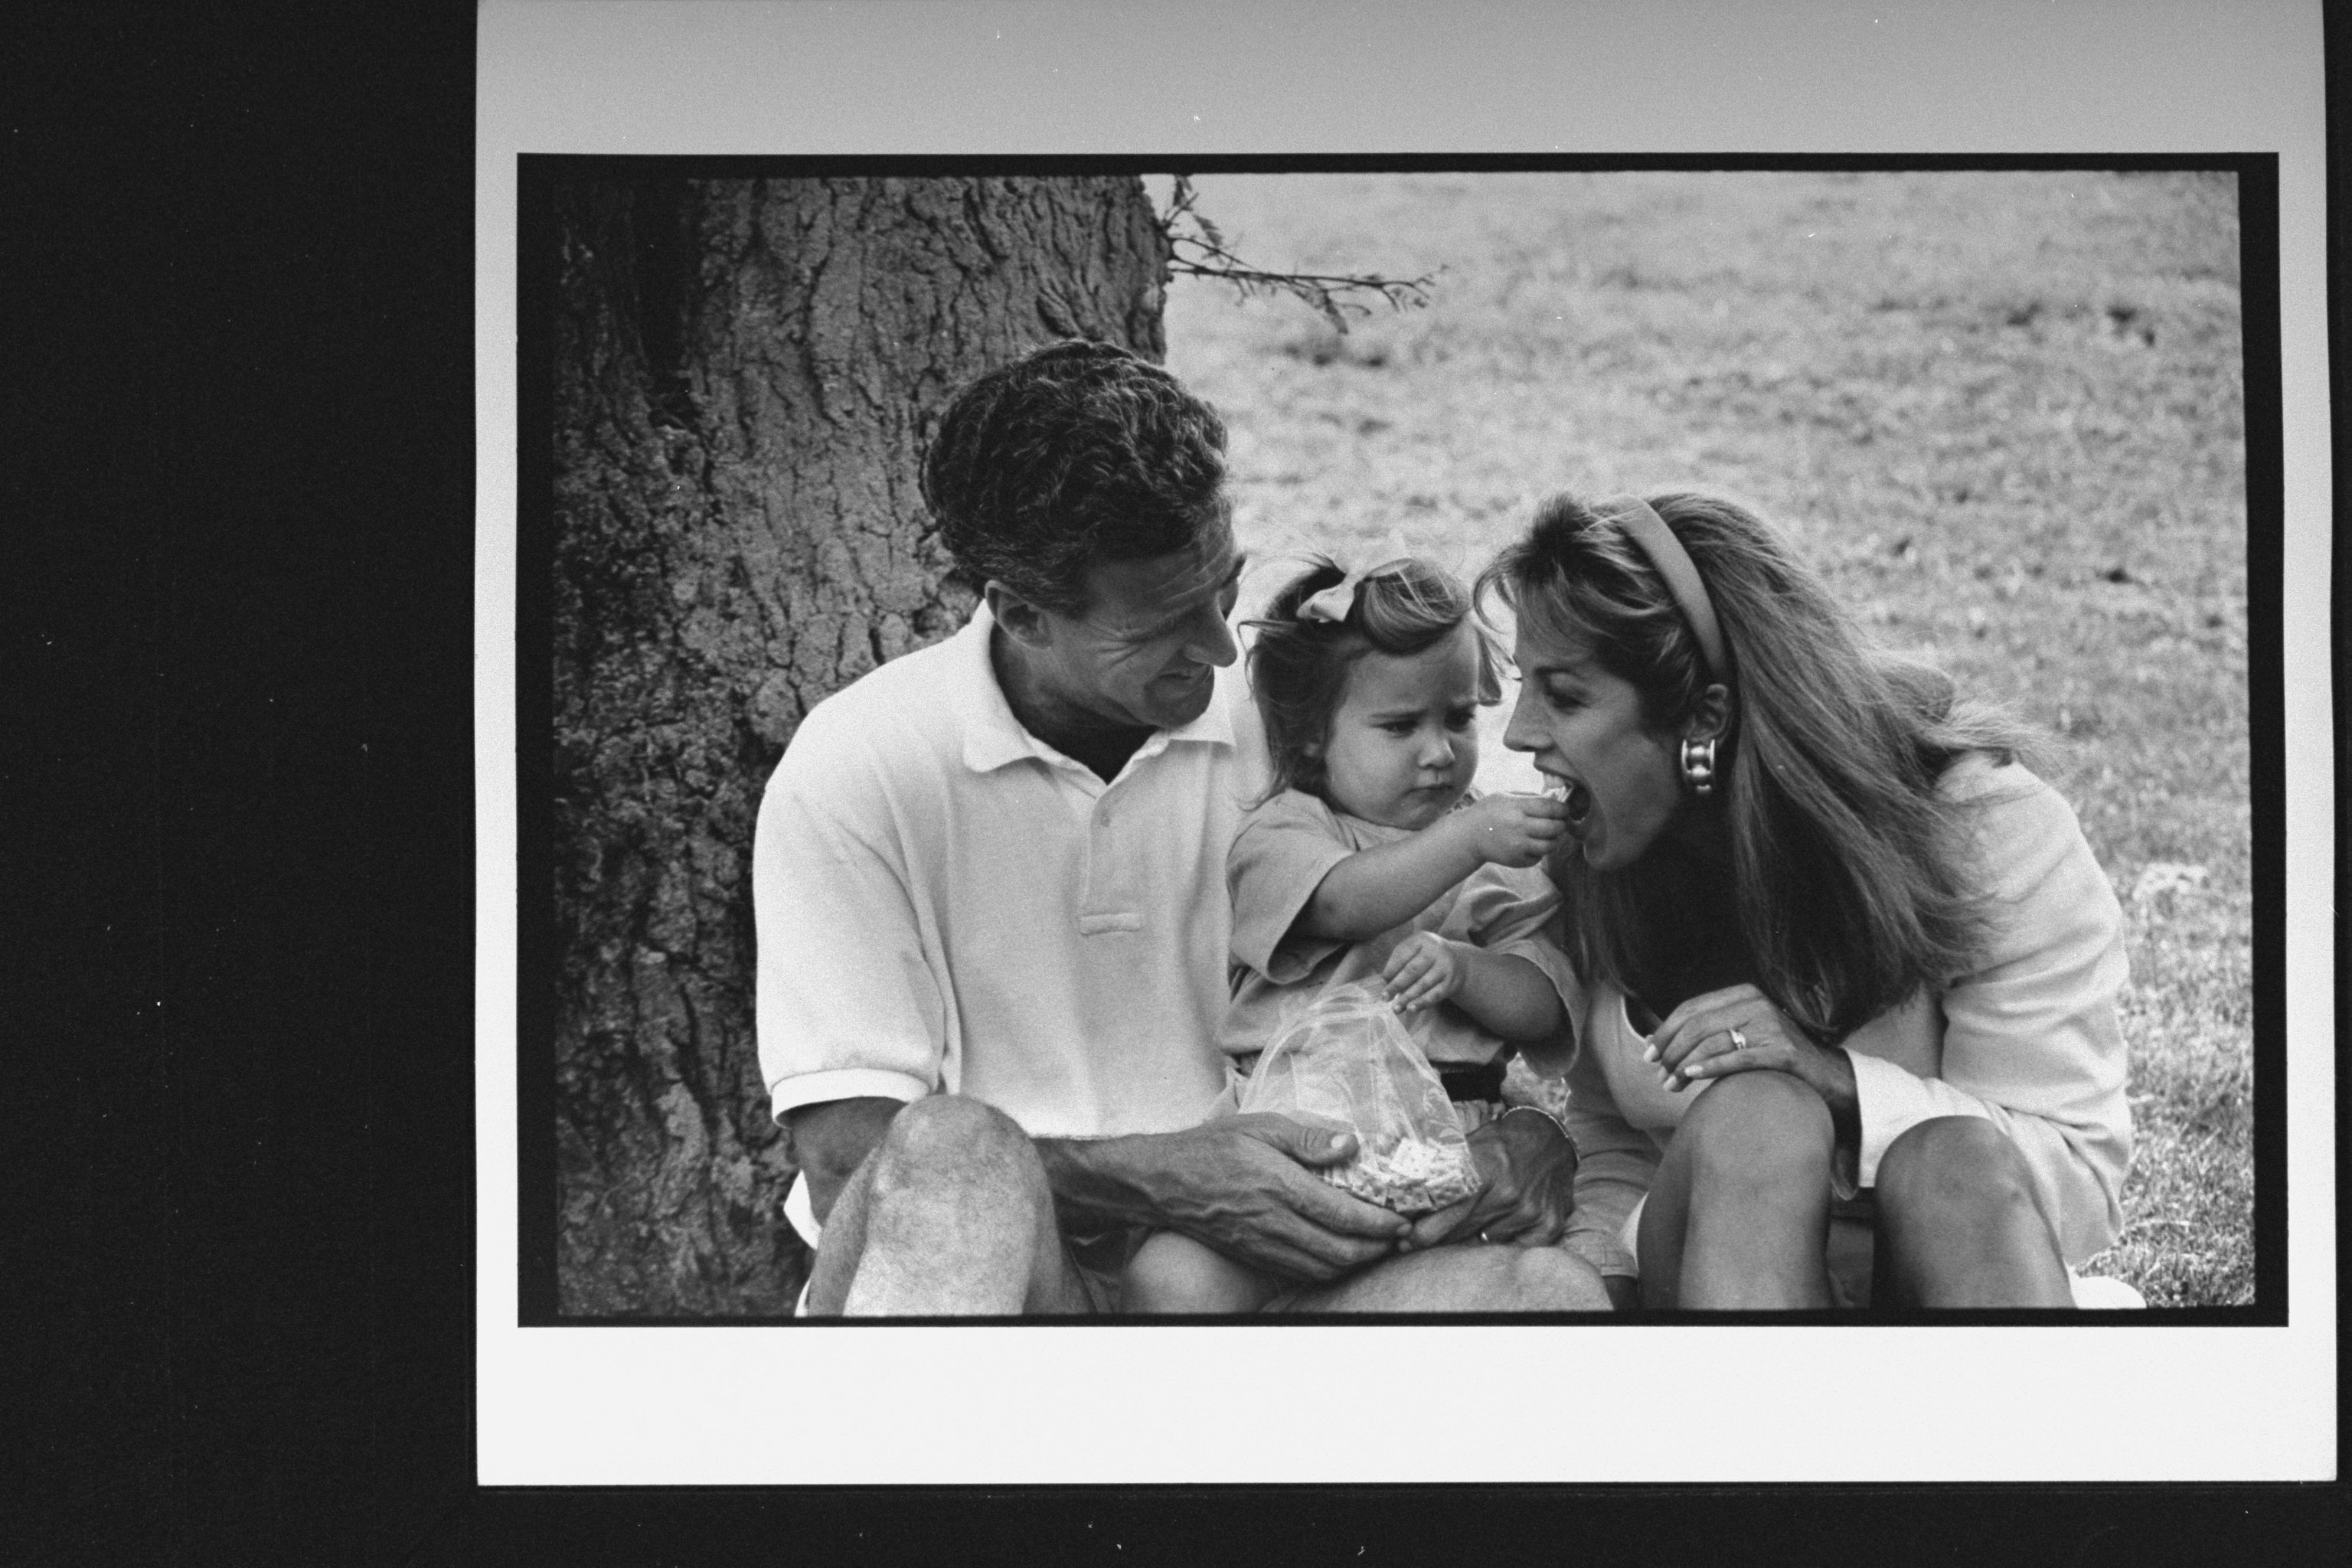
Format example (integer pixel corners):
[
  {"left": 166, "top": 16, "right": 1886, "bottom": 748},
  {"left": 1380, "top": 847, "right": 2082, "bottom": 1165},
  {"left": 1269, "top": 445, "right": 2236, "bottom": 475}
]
[{"left": 1479, "top": 490, "right": 2034, "bottom": 1039}]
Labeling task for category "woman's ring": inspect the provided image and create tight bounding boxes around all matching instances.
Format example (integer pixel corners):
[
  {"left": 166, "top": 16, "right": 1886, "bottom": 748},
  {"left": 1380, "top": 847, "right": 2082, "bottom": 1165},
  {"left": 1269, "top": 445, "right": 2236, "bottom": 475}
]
[
  {"left": 1480, "top": 1229, "right": 1493, "bottom": 1243},
  {"left": 1730, "top": 1027, "right": 1750, "bottom": 1051}
]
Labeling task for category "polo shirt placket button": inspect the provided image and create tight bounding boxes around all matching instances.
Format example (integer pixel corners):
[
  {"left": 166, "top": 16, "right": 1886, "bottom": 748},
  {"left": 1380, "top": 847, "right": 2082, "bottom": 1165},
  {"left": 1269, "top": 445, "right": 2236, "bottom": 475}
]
[{"left": 1076, "top": 789, "right": 1140, "bottom": 936}]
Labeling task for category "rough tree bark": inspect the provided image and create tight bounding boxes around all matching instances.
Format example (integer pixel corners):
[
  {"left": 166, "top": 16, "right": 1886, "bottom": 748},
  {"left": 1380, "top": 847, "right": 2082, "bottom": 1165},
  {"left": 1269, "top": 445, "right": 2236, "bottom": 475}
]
[{"left": 550, "top": 176, "right": 1171, "bottom": 1315}]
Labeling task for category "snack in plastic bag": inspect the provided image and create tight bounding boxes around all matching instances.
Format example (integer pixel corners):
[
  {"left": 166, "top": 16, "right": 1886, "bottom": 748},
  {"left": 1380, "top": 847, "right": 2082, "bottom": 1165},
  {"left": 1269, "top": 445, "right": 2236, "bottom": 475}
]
[{"left": 1236, "top": 982, "right": 1485, "bottom": 1215}]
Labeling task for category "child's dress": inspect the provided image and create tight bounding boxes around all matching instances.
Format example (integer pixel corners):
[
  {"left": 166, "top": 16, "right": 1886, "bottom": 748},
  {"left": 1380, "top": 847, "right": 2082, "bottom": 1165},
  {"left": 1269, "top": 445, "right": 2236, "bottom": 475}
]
[{"left": 1219, "top": 788, "right": 1581, "bottom": 1080}]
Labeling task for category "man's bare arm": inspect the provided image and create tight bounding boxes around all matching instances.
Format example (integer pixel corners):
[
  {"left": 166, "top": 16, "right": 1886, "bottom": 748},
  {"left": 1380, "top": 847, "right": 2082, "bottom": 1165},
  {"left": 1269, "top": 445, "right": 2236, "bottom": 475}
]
[{"left": 783, "top": 1096, "right": 904, "bottom": 1224}]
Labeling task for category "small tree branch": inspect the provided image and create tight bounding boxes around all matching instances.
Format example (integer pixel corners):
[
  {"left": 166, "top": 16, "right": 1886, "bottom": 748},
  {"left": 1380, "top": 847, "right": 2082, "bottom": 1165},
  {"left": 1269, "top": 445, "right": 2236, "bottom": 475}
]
[{"left": 1157, "top": 175, "right": 1436, "bottom": 335}]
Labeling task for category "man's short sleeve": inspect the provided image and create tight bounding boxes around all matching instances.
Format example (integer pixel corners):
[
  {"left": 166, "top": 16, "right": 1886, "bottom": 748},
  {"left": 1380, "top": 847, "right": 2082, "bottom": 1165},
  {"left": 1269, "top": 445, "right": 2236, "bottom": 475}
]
[
  {"left": 753, "top": 707, "right": 945, "bottom": 1121},
  {"left": 1226, "top": 790, "right": 1354, "bottom": 984}
]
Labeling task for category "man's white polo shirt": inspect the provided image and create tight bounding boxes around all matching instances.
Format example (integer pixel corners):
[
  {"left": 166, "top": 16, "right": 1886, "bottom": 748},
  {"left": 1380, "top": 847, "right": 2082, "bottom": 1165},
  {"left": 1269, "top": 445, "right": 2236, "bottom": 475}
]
[{"left": 754, "top": 602, "right": 1266, "bottom": 1171}]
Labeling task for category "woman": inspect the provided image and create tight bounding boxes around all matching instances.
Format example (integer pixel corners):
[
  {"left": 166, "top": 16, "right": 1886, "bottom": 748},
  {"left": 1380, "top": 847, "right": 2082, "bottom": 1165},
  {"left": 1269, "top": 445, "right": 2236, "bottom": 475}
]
[{"left": 1480, "top": 490, "right": 2131, "bottom": 1309}]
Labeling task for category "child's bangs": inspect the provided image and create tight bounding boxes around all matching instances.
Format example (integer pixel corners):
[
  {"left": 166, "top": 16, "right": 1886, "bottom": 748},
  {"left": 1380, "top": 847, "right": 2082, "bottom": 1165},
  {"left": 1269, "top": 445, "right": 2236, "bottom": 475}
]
[{"left": 1357, "top": 560, "right": 1471, "bottom": 654}]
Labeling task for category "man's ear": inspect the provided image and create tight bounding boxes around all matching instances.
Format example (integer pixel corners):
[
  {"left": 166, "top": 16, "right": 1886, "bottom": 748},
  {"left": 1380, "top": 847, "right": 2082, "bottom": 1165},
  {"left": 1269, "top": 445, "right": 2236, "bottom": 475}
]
[
  {"left": 1682, "top": 681, "right": 1733, "bottom": 743},
  {"left": 984, "top": 581, "right": 1053, "bottom": 648}
]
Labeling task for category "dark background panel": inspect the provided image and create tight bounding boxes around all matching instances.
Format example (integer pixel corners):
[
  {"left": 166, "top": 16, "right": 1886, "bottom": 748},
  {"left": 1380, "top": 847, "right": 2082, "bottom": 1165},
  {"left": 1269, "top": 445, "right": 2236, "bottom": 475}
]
[
  {"left": 8, "top": 4, "right": 475, "bottom": 1563},
  {"left": 4, "top": 2, "right": 2341, "bottom": 1563}
]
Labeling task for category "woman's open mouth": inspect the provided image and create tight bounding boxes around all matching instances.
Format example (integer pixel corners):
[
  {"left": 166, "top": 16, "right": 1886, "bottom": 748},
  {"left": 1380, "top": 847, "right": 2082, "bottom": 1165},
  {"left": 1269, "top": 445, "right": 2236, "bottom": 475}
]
[{"left": 1560, "top": 779, "right": 1592, "bottom": 831}]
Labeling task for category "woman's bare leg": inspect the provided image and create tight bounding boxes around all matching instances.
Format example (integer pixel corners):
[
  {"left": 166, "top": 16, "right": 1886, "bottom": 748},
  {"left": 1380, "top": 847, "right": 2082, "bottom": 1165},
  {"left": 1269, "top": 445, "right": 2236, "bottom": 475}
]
[
  {"left": 1645, "top": 1072, "right": 1836, "bottom": 1309},
  {"left": 1870, "top": 1116, "right": 2073, "bottom": 1308},
  {"left": 1633, "top": 1138, "right": 1693, "bottom": 1310}
]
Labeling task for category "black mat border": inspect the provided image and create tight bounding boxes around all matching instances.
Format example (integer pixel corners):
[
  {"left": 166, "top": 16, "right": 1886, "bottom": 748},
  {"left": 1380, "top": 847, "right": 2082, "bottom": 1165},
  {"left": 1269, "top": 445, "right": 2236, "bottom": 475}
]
[{"left": 516, "top": 151, "right": 2287, "bottom": 1329}]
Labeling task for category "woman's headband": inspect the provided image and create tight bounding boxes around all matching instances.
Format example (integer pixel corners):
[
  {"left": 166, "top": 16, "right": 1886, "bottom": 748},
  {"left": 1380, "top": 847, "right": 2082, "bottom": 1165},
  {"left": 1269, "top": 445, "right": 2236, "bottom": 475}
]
[{"left": 1602, "top": 495, "right": 1729, "bottom": 681}]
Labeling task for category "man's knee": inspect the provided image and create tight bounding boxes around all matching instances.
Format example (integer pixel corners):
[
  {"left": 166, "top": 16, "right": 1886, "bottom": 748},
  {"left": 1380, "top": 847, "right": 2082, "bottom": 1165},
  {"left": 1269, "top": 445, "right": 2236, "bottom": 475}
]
[
  {"left": 1446, "top": 1244, "right": 1610, "bottom": 1311},
  {"left": 866, "top": 1095, "right": 1043, "bottom": 1206},
  {"left": 1876, "top": 1116, "right": 2044, "bottom": 1234},
  {"left": 1504, "top": 1245, "right": 1612, "bottom": 1310},
  {"left": 1677, "top": 1071, "right": 1834, "bottom": 1191}
]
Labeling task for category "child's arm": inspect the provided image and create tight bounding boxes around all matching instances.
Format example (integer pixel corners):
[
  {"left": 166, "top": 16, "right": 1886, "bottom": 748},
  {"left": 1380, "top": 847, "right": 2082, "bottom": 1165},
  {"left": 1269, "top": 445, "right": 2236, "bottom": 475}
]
[
  {"left": 1296, "top": 793, "right": 1568, "bottom": 942},
  {"left": 1381, "top": 936, "right": 1566, "bottom": 1043}
]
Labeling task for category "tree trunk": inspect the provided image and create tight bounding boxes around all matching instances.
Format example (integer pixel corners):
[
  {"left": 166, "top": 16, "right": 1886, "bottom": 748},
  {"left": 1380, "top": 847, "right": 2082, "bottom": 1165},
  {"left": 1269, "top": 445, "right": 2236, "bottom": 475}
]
[{"left": 550, "top": 176, "right": 1171, "bottom": 1315}]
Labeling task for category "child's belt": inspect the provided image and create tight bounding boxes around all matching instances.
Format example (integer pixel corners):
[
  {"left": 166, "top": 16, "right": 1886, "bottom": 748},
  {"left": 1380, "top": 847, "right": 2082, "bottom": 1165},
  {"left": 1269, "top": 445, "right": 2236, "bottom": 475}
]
[{"left": 1435, "top": 1059, "right": 1507, "bottom": 1104}]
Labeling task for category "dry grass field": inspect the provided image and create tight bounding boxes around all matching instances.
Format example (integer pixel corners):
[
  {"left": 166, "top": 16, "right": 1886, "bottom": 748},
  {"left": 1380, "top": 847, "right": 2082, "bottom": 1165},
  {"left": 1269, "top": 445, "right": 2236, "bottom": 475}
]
[{"left": 1160, "top": 170, "right": 2252, "bottom": 1306}]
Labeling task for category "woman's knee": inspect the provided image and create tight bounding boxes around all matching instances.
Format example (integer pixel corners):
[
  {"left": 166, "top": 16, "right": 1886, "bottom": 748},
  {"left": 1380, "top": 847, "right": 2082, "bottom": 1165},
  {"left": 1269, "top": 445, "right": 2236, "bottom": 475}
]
[
  {"left": 1875, "top": 1116, "right": 2048, "bottom": 1235},
  {"left": 1675, "top": 1070, "right": 1834, "bottom": 1189}
]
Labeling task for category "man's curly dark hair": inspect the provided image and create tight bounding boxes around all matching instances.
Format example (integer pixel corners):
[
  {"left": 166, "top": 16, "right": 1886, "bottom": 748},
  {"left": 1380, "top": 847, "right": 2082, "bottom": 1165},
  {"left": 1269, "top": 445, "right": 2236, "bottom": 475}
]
[{"left": 920, "top": 340, "right": 1232, "bottom": 615}]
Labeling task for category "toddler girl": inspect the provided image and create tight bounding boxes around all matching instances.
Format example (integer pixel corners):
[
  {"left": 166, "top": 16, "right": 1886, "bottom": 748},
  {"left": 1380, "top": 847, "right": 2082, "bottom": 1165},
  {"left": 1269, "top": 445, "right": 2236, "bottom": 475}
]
[{"left": 1120, "top": 554, "right": 1579, "bottom": 1312}]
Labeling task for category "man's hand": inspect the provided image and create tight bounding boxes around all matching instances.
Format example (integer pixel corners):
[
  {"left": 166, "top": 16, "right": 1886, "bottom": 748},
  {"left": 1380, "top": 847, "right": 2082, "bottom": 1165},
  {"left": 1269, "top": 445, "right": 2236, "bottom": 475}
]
[
  {"left": 1047, "top": 1113, "right": 1410, "bottom": 1283},
  {"left": 1400, "top": 1106, "right": 1578, "bottom": 1251}
]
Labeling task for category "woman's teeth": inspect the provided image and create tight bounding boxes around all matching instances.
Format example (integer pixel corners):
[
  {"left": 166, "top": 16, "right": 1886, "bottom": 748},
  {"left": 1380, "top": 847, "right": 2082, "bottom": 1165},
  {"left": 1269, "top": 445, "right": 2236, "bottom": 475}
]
[{"left": 1563, "top": 782, "right": 1592, "bottom": 824}]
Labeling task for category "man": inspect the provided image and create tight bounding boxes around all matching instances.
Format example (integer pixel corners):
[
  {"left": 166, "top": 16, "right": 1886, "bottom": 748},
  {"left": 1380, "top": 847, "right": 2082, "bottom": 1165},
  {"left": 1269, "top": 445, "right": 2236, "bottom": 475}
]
[{"left": 755, "top": 340, "right": 1606, "bottom": 1314}]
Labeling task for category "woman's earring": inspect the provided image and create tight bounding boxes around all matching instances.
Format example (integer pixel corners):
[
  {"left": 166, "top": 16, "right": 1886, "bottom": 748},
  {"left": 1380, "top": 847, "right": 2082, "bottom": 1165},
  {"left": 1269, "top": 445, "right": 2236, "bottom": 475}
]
[{"left": 1680, "top": 737, "right": 1718, "bottom": 796}]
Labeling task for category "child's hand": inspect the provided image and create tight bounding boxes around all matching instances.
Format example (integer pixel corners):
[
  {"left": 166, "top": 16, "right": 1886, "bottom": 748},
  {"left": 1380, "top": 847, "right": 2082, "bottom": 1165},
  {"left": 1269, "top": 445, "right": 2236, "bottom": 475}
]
[
  {"left": 1382, "top": 932, "right": 1465, "bottom": 1014},
  {"left": 1448, "top": 791, "right": 1569, "bottom": 868}
]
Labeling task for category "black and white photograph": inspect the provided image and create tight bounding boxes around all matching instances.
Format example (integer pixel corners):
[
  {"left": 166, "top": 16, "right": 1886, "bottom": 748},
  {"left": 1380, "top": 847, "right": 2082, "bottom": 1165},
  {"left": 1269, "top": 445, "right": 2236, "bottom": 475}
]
[
  {"left": 532, "top": 164, "right": 2261, "bottom": 1323},
  {"left": 475, "top": 0, "right": 2333, "bottom": 1491}
]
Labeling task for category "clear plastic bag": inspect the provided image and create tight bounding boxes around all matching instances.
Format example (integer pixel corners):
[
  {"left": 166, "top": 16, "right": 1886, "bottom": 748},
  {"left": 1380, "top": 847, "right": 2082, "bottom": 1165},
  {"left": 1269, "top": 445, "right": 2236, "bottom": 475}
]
[{"left": 1236, "top": 982, "right": 1485, "bottom": 1215}]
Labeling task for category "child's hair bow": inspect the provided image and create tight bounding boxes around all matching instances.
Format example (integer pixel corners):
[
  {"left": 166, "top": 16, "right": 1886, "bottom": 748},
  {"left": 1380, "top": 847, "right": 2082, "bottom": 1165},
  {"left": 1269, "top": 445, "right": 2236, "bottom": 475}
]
[
  {"left": 1296, "top": 530, "right": 1418, "bottom": 625},
  {"left": 1296, "top": 565, "right": 1367, "bottom": 624}
]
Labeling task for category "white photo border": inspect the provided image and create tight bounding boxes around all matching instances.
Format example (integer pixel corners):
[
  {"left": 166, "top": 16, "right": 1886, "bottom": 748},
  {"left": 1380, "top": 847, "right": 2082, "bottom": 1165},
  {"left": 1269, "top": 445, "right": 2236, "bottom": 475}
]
[{"left": 476, "top": 0, "right": 2334, "bottom": 1485}]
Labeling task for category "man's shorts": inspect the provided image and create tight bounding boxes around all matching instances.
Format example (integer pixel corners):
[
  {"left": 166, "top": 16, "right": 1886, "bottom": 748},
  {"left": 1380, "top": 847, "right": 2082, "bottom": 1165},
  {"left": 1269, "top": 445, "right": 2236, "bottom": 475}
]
[{"left": 1064, "top": 1223, "right": 1153, "bottom": 1314}]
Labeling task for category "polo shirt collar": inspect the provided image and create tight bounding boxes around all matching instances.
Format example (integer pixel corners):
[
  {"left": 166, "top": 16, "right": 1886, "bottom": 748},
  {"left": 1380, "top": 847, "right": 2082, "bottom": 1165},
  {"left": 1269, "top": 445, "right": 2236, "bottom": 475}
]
[{"left": 956, "top": 600, "right": 1236, "bottom": 775}]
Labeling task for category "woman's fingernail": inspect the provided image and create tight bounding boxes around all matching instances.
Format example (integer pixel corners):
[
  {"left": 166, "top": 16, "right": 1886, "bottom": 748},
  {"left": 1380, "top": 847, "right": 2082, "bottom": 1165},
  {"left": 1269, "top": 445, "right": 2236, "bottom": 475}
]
[{"left": 1642, "top": 1044, "right": 1658, "bottom": 1062}]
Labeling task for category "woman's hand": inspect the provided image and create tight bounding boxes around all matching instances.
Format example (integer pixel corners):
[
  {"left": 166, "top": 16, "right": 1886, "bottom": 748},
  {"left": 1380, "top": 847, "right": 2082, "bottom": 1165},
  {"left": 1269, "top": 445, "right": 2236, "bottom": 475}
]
[
  {"left": 1645, "top": 982, "right": 1857, "bottom": 1116},
  {"left": 1398, "top": 1106, "right": 1578, "bottom": 1252},
  {"left": 1380, "top": 932, "right": 1464, "bottom": 1014}
]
